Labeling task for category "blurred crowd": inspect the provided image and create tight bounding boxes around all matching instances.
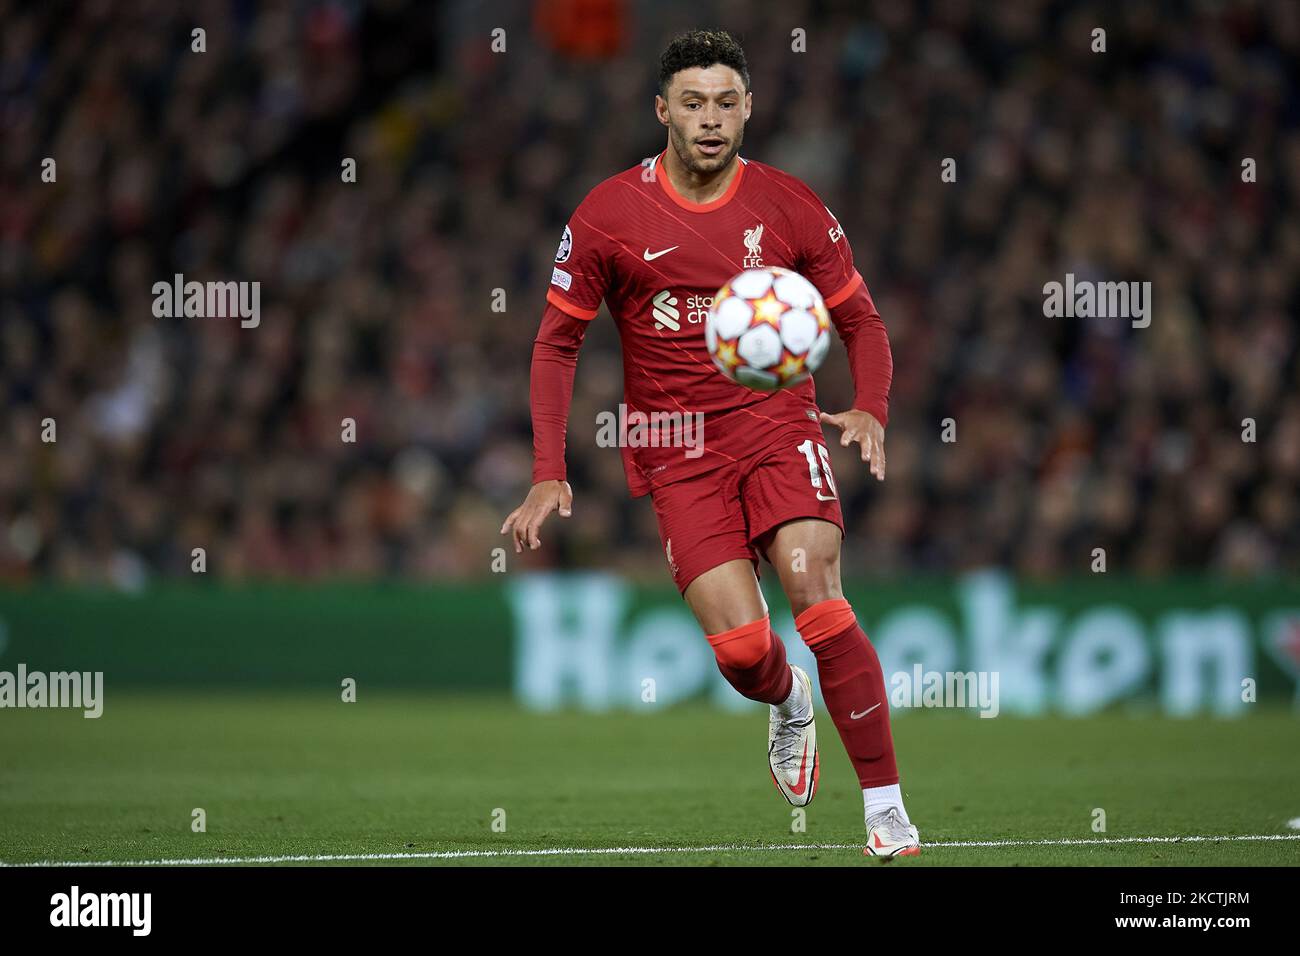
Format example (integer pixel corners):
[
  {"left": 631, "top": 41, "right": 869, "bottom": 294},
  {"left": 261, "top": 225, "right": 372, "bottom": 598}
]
[{"left": 2, "top": 0, "right": 1298, "bottom": 589}]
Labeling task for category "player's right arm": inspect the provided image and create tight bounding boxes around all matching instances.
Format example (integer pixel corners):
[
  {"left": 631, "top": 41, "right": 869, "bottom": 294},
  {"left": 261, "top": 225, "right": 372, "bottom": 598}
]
[
  {"left": 500, "top": 302, "right": 584, "bottom": 552},
  {"left": 500, "top": 206, "right": 612, "bottom": 552}
]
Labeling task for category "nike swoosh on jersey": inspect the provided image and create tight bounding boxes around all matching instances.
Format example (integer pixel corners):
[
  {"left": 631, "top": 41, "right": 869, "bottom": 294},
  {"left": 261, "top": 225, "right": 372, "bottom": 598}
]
[
  {"left": 850, "top": 702, "right": 881, "bottom": 720},
  {"left": 643, "top": 246, "right": 679, "bottom": 261}
]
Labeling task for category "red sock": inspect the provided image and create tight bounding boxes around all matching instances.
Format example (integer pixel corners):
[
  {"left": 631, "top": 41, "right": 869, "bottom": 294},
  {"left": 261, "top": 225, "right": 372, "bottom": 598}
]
[
  {"left": 795, "top": 598, "right": 899, "bottom": 788},
  {"left": 707, "top": 616, "right": 793, "bottom": 705}
]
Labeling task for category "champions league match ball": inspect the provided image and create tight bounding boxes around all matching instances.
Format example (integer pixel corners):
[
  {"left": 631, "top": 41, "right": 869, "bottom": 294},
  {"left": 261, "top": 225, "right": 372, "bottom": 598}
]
[{"left": 705, "top": 266, "right": 833, "bottom": 392}]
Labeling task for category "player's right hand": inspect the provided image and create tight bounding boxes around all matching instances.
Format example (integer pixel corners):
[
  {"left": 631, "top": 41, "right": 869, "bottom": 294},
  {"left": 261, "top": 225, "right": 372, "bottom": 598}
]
[{"left": 500, "top": 480, "right": 573, "bottom": 553}]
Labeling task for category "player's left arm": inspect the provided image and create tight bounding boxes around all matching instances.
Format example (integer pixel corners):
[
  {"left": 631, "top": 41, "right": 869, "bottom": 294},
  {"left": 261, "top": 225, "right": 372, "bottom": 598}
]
[
  {"left": 819, "top": 276, "right": 892, "bottom": 481},
  {"left": 795, "top": 195, "right": 894, "bottom": 480}
]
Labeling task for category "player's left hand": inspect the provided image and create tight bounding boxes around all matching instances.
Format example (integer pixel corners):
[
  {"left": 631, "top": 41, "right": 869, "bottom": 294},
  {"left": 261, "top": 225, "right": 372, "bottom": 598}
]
[{"left": 819, "top": 409, "right": 886, "bottom": 480}]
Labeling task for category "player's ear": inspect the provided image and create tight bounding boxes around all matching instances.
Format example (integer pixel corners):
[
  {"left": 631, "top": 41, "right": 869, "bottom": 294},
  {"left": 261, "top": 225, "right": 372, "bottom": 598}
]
[
  {"left": 654, "top": 94, "right": 669, "bottom": 126},
  {"left": 744, "top": 90, "right": 752, "bottom": 122}
]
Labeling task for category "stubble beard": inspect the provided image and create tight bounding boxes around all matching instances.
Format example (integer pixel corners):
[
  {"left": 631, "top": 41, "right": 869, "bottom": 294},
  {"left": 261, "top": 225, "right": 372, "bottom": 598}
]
[{"left": 669, "top": 119, "right": 744, "bottom": 177}]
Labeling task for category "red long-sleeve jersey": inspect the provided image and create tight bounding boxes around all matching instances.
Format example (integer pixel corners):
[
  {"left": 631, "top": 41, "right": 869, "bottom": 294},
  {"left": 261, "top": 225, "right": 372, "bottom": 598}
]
[{"left": 532, "top": 150, "right": 892, "bottom": 497}]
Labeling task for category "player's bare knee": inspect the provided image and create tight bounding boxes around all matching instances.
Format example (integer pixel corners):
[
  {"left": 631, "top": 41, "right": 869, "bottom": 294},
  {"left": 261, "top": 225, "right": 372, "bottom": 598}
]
[{"left": 783, "top": 557, "right": 842, "bottom": 618}]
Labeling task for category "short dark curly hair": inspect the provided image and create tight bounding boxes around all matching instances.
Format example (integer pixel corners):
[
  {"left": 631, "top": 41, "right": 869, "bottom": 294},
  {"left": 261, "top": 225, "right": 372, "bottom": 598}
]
[{"left": 658, "top": 30, "right": 750, "bottom": 97}]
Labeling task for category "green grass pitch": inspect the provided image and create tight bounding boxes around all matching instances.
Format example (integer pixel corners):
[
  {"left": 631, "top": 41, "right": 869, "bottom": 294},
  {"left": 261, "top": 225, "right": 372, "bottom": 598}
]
[{"left": 1, "top": 693, "right": 1297, "bottom": 866}]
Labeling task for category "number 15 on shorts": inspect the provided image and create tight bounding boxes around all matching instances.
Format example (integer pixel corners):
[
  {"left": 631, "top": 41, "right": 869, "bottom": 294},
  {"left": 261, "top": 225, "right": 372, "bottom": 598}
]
[{"left": 797, "top": 439, "right": 838, "bottom": 501}]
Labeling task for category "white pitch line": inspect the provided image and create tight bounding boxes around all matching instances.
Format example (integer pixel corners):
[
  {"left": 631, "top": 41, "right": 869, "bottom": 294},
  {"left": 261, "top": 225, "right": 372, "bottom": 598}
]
[
  {"left": 3, "top": 833, "right": 1299, "bottom": 867},
  {"left": 918, "top": 834, "right": 1300, "bottom": 849}
]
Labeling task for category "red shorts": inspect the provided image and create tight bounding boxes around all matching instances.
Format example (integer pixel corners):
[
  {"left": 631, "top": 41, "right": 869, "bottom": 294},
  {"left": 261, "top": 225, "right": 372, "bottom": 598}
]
[{"left": 649, "top": 419, "right": 845, "bottom": 594}]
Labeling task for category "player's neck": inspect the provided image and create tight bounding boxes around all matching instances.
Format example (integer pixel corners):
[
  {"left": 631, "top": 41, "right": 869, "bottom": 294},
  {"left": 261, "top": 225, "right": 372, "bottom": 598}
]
[{"left": 661, "top": 146, "right": 739, "bottom": 205}]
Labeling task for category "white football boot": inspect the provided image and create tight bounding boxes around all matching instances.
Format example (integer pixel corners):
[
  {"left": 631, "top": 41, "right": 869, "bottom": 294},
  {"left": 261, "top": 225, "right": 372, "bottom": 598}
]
[
  {"left": 768, "top": 665, "right": 818, "bottom": 806},
  {"left": 863, "top": 807, "right": 921, "bottom": 858}
]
